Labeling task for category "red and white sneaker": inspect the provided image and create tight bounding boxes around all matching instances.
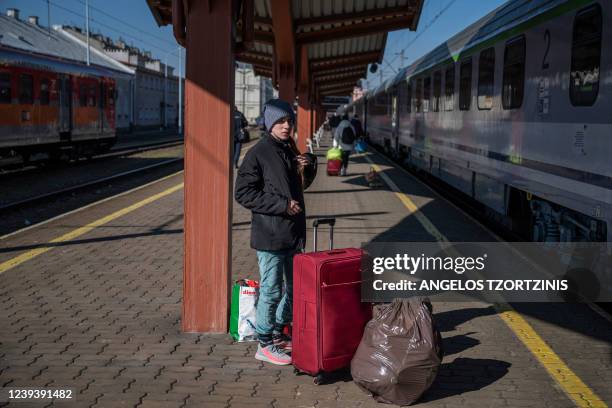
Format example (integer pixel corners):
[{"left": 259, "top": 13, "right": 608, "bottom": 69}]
[{"left": 255, "top": 344, "right": 292, "bottom": 365}]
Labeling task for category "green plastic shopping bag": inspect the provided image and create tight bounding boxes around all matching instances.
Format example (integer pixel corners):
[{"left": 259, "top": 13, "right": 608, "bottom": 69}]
[
  {"left": 230, "top": 279, "right": 259, "bottom": 342},
  {"left": 326, "top": 147, "right": 342, "bottom": 161}
]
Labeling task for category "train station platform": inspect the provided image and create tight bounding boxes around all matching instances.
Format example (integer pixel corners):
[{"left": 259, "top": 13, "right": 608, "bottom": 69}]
[{"left": 1, "top": 132, "right": 611, "bottom": 408}]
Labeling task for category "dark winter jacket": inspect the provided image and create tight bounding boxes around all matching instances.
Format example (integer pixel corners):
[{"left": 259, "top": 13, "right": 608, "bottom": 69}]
[
  {"left": 235, "top": 133, "right": 317, "bottom": 251},
  {"left": 233, "top": 110, "right": 248, "bottom": 142}
]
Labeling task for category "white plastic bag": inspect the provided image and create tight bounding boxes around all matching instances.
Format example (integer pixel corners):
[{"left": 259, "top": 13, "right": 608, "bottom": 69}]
[{"left": 230, "top": 279, "right": 259, "bottom": 342}]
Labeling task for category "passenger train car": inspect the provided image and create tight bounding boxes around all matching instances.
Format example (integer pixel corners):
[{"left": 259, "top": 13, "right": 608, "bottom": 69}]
[
  {"left": 0, "top": 51, "right": 118, "bottom": 163},
  {"left": 344, "top": 0, "right": 612, "bottom": 242}
]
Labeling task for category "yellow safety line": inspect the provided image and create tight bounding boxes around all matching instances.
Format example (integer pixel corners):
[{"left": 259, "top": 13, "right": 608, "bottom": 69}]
[
  {"left": 365, "top": 155, "right": 607, "bottom": 408},
  {"left": 0, "top": 183, "right": 184, "bottom": 276}
]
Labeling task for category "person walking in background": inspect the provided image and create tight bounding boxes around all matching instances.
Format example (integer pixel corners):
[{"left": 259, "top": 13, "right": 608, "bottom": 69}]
[
  {"left": 233, "top": 106, "right": 248, "bottom": 169},
  {"left": 235, "top": 99, "right": 317, "bottom": 366},
  {"left": 350, "top": 114, "right": 364, "bottom": 140},
  {"left": 333, "top": 114, "right": 356, "bottom": 176}
]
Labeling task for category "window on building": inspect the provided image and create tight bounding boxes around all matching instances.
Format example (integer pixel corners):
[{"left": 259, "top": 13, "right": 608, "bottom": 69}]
[
  {"left": 423, "top": 76, "right": 431, "bottom": 112},
  {"left": 445, "top": 65, "right": 455, "bottom": 111},
  {"left": 415, "top": 78, "right": 422, "bottom": 112},
  {"left": 433, "top": 71, "right": 441, "bottom": 112},
  {"left": 19, "top": 74, "right": 33, "bottom": 104},
  {"left": 570, "top": 4, "right": 602, "bottom": 106},
  {"left": 478, "top": 47, "right": 495, "bottom": 110},
  {"left": 40, "top": 78, "right": 50, "bottom": 105},
  {"left": 502, "top": 36, "right": 526, "bottom": 110},
  {"left": 459, "top": 58, "right": 472, "bottom": 111},
  {"left": 0, "top": 72, "right": 11, "bottom": 103}
]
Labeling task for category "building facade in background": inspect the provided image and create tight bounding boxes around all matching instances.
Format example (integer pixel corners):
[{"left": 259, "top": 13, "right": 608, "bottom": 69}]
[
  {"left": 61, "top": 26, "right": 182, "bottom": 131},
  {"left": 235, "top": 63, "right": 276, "bottom": 124}
]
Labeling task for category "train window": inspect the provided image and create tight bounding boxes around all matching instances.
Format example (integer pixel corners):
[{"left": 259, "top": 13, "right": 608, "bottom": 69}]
[
  {"left": 423, "top": 76, "right": 431, "bottom": 112},
  {"left": 100, "top": 82, "right": 105, "bottom": 109},
  {"left": 502, "top": 36, "right": 526, "bottom": 110},
  {"left": 79, "top": 84, "right": 88, "bottom": 106},
  {"left": 40, "top": 78, "right": 50, "bottom": 105},
  {"left": 570, "top": 4, "right": 602, "bottom": 107},
  {"left": 88, "top": 85, "right": 97, "bottom": 107},
  {"left": 433, "top": 71, "right": 441, "bottom": 112},
  {"left": 19, "top": 74, "right": 33, "bottom": 104},
  {"left": 415, "top": 78, "right": 422, "bottom": 112},
  {"left": 0, "top": 73, "right": 10, "bottom": 103},
  {"left": 445, "top": 65, "right": 455, "bottom": 111},
  {"left": 477, "top": 47, "right": 495, "bottom": 110},
  {"left": 108, "top": 85, "right": 115, "bottom": 106},
  {"left": 406, "top": 82, "right": 412, "bottom": 114},
  {"left": 459, "top": 58, "right": 472, "bottom": 111}
]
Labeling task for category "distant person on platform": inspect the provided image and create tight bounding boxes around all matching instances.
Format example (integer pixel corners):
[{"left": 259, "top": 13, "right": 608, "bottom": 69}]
[
  {"left": 233, "top": 106, "right": 248, "bottom": 169},
  {"left": 350, "top": 114, "right": 364, "bottom": 141},
  {"left": 333, "top": 114, "right": 356, "bottom": 176},
  {"left": 235, "top": 99, "right": 317, "bottom": 366}
]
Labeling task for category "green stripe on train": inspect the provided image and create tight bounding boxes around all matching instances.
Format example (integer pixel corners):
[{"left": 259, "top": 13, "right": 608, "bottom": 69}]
[{"left": 411, "top": 0, "right": 596, "bottom": 79}]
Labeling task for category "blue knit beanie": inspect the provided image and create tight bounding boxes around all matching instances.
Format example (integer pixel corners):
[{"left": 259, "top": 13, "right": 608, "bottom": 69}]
[{"left": 263, "top": 99, "right": 295, "bottom": 130}]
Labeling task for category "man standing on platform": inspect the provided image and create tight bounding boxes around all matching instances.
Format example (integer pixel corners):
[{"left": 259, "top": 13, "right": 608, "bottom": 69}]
[
  {"left": 233, "top": 106, "right": 248, "bottom": 169},
  {"left": 235, "top": 99, "right": 317, "bottom": 365}
]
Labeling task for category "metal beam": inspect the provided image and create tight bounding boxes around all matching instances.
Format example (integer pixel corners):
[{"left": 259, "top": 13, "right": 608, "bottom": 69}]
[
  {"left": 294, "top": 5, "right": 415, "bottom": 27},
  {"left": 311, "top": 65, "right": 366, "bottom": 78},
  {"left": 297, "top": 14, "right": 416, "bottom": 45},
  {"left": 310, "top": 51, "right": 380, "bottom": 68},
  {"left": 241, "top": 0, "right": 254, "bottom": 47},
  {"left": 319, "top": 82, "right": 358, "bottom": 91},
  {"left": 319, "top": 89, "right": 354, "bottom": 97},
  {"left": 253, "top": 30, "right": 274, "bottom": 45},
  {"left": 314, "top": 71, "right": 364, "bottom": 83},
  {"left": 236, "top": 50, "right": 273, "bottom": 67}
]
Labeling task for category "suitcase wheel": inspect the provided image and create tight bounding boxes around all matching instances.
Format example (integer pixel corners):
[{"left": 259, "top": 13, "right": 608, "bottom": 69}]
[{"left": 313, "top": 373, "right": 325, "bottom": 385}]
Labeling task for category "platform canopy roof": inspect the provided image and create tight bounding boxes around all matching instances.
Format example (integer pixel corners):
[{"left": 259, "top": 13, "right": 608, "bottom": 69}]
[{"left": 147, "top": 0, "right": 423, "bottom": 103}]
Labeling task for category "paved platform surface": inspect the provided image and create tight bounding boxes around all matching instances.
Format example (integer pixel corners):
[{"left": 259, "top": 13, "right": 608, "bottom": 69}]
[{"left": 1, "top": 132, "right": 611, "bottom": 407}]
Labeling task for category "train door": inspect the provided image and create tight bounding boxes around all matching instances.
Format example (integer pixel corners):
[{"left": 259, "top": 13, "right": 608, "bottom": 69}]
[
  {"left": 391, "top": 90, "right": 399, "bottom": 156},
  {"left": 57, "top": 74, "right": 72, "bottom": 140},
  {"left": 99, "top": 79, "right": 105, "bottom": 134}
]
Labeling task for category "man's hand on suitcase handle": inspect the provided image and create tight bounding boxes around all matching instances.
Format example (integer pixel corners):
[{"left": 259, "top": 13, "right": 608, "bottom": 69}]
[{"left": 287, "top": 199, "right": 302, "bottom": 215}]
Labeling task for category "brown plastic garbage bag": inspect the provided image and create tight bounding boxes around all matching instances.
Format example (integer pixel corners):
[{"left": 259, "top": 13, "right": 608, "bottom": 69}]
[{"left": 350, "top": 298, "right": 443, "bottom": 406}]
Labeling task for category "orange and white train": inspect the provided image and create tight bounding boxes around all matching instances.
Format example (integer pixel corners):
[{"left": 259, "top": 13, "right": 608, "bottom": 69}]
[{"left": 0, "top": 49, "right": 119, "bottom": 162}]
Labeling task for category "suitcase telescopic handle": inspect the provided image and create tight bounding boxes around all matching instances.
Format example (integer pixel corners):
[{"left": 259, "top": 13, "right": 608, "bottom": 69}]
[{"left": 313, "top": 218, "right": 336, "bottom": 252}]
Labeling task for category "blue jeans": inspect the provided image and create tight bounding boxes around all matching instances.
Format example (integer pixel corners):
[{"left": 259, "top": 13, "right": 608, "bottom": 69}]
[
  {"left": 256, "top": 249, "right": 295, "bottom": 343},
  {"left": 233, "top": 141, "right": 242, "bottom": 168}
]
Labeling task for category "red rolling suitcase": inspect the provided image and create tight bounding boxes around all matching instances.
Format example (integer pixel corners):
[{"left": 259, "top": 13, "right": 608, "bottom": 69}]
[
  {"left": 327, "top": 159, "right": 342, "bottom": 176},
  {"left": 292, "top": 218, "right": 372, "bottom": 384}
]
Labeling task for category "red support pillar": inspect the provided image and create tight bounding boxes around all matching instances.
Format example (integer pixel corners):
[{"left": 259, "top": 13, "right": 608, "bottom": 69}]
[
  {"left": 182, "top": 0, "right": 235, "bottom": 333},
  {"left": 297, "top": 89, "right": 311, "bottom": 153},
  {"left": 296, "top": 45, "right": 311, "bottom": 152},
  {"left": 271, "top": 0, "right": 295, "bottom": 103},
  {"left": 316, "top": 106, "right": 324, "bottom": 128},
  {"left": 278, "top": 72, "right": 295, "bottom": 102}
]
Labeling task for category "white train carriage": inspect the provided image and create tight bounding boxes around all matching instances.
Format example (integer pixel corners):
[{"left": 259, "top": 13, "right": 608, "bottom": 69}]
[{"left": 360, "top": 0, "right": 611, "bottom": 242}]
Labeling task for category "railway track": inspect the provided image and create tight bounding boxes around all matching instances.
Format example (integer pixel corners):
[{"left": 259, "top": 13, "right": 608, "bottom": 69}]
[
  {"left": 0, "top": 157, "right": 183, "bottom": 213},
  {"left": 0, "top": 138, "right": 184, "bottom": 176},
  {"left": 0, "top": 136, "right": 258, "bottom": 236}
]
